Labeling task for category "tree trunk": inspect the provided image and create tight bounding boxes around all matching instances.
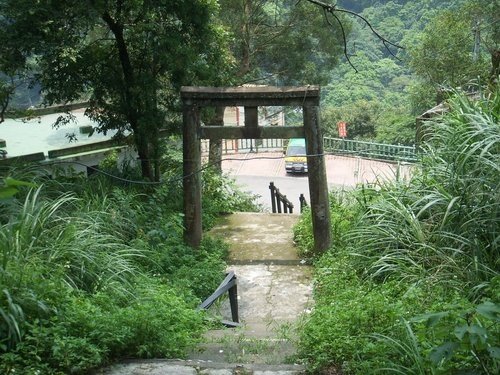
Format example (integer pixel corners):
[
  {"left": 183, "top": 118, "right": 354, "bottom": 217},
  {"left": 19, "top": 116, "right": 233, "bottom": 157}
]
[
  {"left": 152, "top": 125, "right": 161, "bottom": 182},
  {"left": 134, "top": 129, "right": 154, "bottom": 180},
  {"left": 491, "top": 49, "right": 500, "bottom": 86},
  {"left": 101, "top": 10, "right": 153, "bottom": 180},
  {"left": 150, "top": 81, "right": 161, "bottom": 182},
  {"left": 238, "top": 0, "right": 252, "bottom": 77}
]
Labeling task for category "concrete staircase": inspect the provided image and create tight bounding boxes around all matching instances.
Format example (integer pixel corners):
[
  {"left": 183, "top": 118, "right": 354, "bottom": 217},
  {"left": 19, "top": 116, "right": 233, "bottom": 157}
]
[{"left": 100, "top": 213, "right": 312, "bottom": 375}]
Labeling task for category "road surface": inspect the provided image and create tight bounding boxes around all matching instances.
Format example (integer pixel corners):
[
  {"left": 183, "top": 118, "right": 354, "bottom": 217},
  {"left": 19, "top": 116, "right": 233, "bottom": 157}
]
[{"left": 221, "top": 152, "right": 412, "bottom": 212}]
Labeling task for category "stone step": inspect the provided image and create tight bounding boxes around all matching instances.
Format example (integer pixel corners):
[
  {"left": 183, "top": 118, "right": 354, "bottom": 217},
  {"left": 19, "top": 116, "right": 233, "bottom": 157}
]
[
  {"left": 97, "top": 360, "right": 305, "bottom": 374},
  {"left": 189, "top": 327, "right": 299, "bottom": 365},
  {"left": 209, "top": 213, "right": 300, "bottom": 263},
  {"left": 190, "top": 212, "right": 312, "bottom": 368}
]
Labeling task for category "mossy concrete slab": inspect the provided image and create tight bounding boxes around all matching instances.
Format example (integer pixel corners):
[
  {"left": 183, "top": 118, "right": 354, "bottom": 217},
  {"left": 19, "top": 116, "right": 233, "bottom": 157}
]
[
  {"left": 231, "top": 264, "right": 312, "bottom": 327},
  {"left": 210, "top": 213, "right": 301, "bottom": 263},
  {"left": 97, "top": 360, "right": 305, "bottom": 374}
]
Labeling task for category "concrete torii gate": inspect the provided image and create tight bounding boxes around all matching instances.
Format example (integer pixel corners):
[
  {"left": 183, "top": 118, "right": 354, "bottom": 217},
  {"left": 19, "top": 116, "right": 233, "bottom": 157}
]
[{"left": 181, "top": 86, "right": 332, "bottom": 253}]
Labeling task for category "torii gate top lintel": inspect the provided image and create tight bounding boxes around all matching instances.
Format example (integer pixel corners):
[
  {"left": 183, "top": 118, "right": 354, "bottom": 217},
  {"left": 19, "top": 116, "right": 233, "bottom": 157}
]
[
  {"left": 181, "top": 85, "right": 331, "bottom": 253},
  {"left": 180, "top": 85, "right": 320, "bottom": 107}
]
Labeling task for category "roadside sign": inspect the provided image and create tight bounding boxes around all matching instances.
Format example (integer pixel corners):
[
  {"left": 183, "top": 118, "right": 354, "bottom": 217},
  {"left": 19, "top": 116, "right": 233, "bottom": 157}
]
[{"left": 337, "top": 121, "right": 347, "bottom": 138}]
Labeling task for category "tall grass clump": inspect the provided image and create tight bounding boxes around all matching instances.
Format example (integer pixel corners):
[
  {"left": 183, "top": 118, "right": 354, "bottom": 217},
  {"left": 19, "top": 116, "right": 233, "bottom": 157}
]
[
  {"left": 0, "top": 156, "right": 259, "bottom": 373},
  {"left": 0, "top": 186, "right": 148, "bottom": 357},
  {"left": 296, "top": 88, "right": 499, "bottom": 374},
  {"left": 350, "top": 89, "right": 499, "bottom": 295}
]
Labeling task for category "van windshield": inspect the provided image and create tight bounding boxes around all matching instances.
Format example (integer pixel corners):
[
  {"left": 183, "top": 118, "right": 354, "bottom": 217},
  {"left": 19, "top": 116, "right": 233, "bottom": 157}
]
[{"left": 286, "top": 146, "right": 306, "bottom": 156}]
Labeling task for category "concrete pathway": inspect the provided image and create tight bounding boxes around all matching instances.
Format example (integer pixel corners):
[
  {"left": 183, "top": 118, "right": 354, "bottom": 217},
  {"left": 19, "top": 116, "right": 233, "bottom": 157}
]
[
  {"left": 189, "top": 213, "right": 311, "bottom": 370},
  {"left": 99, "top": 213, "right": 310, "bottom": 375},
  {"left": 99, "top": 360, "right": 303, "bottom": 375}
]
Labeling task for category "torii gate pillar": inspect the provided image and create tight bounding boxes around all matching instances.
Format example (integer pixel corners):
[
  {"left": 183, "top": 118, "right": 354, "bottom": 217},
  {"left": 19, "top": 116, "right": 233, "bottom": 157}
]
[{"left": 181, "top": 86, "right": 331, "bottom": 253}]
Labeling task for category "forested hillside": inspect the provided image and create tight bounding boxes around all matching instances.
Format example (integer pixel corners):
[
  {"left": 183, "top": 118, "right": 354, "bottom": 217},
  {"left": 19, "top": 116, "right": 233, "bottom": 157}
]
[
  {"left": 3, "top": 0, "right": 496, "bottom": 147},
  {"left": 321, "top": 0, "right": 497, "bottom": 144}
]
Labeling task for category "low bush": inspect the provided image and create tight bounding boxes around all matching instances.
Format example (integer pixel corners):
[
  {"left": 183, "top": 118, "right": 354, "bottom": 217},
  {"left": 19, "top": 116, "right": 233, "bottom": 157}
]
[
  {"left": 152, "top": 236, "right": 229, "bottom": 300},
  {"left": 294, "top": 190, "right": 361, "bottom": 258},
  {"left": 1, "top": 280, "right": 205, "bottom": 374},
  {"left": 201, "top": 169, "right": 261, "bottom": 228},
  {"left": 298, "top": 250, "right": 479, "bottom": 373}
]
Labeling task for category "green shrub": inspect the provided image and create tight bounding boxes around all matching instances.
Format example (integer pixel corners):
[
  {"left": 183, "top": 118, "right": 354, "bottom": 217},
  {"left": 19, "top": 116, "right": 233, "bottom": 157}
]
[
  {"left": 0, "top": 150, "right": 265, "bottom": 372},
  {"left": 348, "top": 89, "right": 499, "bottom": 295},
  {"left": 0, "top": 280, "right": 205, "bottom": 374},
  {"left": 153, "top": 236, "right": 229, "bottom": 300},
  {"left": 372, "top": 298, "right": 500, "bottom": 375},
  {"left": 298, "top": 252, "right": 476, "bottom": 374},
  {"left": 201, "top": 169, "right": 261, "bottom": 228}
]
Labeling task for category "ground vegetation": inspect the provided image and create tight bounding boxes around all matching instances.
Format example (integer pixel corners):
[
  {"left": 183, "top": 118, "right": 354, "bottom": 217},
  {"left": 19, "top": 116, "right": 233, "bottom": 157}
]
[
  {"left": 294, "top": 88, "right": 499, "bottom": 374},
  {"left": 0, "top": 149, "right": 259, "bottom": 373}
]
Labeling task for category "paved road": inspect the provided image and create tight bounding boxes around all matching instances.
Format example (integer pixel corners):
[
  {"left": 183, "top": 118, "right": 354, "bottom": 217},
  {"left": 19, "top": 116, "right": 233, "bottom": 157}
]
[{"left": 222, "top": 152, "right": 412, "bottom": 212}]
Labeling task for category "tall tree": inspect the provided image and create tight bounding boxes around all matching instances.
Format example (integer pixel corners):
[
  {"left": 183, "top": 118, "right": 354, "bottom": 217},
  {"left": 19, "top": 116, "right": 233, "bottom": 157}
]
[
  {"left": 408, "top": 0, "right": 498, "bottom": 104},
  {"left": 0, "top": 0, "right": 228, "bottom": 180},
  {"left": 470, "top": 0, "right": 500, "bottom": 85},
  {"left": 203, "top": 0, "right": 350, "bottom": 172},
  {"left": 218, "top": 0, "right": 349, "bottom": 85},
  {"left": 0, "top": 21, "right": 26, "bottom": 123}
]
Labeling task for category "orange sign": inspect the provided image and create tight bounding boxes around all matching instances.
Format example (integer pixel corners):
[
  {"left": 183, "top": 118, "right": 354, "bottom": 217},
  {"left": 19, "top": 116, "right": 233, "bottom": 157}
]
[{"left": 337, "top": 121, "right": 347, "bottom": 138}]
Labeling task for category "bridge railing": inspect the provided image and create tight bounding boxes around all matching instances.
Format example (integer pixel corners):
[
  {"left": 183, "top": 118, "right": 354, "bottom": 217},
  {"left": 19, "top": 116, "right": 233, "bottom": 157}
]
[
  {"left": 323, "top": 137, "right": 418, "bottom": 163},
  {"left": 201, "top": 138, "right": 284, "bottom": 155}
]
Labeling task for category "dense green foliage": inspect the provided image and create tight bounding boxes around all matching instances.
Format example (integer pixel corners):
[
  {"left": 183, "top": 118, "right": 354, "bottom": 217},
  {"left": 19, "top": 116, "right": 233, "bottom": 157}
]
[
  {"left": 3, "top": 0, "right": 496, "bottom": 148},
  {"left": 321, "top": 0, "right": 499, "bottom": 145},
  {"left": 0, "top": 162, "right": 258, "bottom": 373},
  {"left": 295, "top": 90, "right": 499, "bottom": 374},
  {"left": 2, "top": 1, "right": 499, "bottom": 372},
  {"left": 0, "top": 0, "right": 231, "bottom": 179},
  {"left": 218, "top": 0, "right": 349, "bottom": 85}
]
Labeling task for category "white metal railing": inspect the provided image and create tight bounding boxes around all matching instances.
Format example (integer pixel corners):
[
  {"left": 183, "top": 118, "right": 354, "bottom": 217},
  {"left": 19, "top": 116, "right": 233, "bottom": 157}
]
[{"left": 201, "top": 138, "right": 284, "bottom": 154}]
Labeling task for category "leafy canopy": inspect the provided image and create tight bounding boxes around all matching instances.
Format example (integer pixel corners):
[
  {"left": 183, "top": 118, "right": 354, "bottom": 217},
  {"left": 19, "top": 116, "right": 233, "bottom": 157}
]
[
  {"left": 0, "top": 0, "right": 230, "bottom": 179},
  {"left": 218, "top": 0, "right": 349, "bottom": 85}
]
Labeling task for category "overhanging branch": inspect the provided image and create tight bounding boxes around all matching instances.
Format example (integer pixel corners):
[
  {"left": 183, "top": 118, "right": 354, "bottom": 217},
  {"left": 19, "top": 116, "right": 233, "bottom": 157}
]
[{"left": 304, "top": 0, "right": 404, "bottom": 70}]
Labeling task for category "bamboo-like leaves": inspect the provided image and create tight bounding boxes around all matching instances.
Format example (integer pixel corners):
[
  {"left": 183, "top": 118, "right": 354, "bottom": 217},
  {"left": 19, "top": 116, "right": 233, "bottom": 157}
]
[
  {"left": 0, "top": 186, "right": 147, "bottom": 349},
  {"left": 348, "top": 89, "right": 499, "bottom": 293}
]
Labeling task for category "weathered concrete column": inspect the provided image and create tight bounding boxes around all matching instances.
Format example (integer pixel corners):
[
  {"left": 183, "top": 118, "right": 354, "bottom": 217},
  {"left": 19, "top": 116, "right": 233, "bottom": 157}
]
[
  {"left": 304, "top": 105, "right": 331, "bottom": 253},
  {"left": 183, "top": 102, "right": 202, "bottom": 247},
  {"left": 208, "top": 106, "right": 225, "bottom": 173}
]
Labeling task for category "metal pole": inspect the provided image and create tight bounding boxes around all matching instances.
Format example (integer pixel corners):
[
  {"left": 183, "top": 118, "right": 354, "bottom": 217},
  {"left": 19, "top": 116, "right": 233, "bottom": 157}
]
[
  {"left": 300, "top": 193, "right": 307, "bottom": 213},
  {"left": 269, "top": 182, "right": 277, "bottom": 213},
  {"left": 276, "top": 189, "right": 282, "bottom": 213},
  {"left": 228, "top": 276, "right": 239, "bottom": 323}
]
